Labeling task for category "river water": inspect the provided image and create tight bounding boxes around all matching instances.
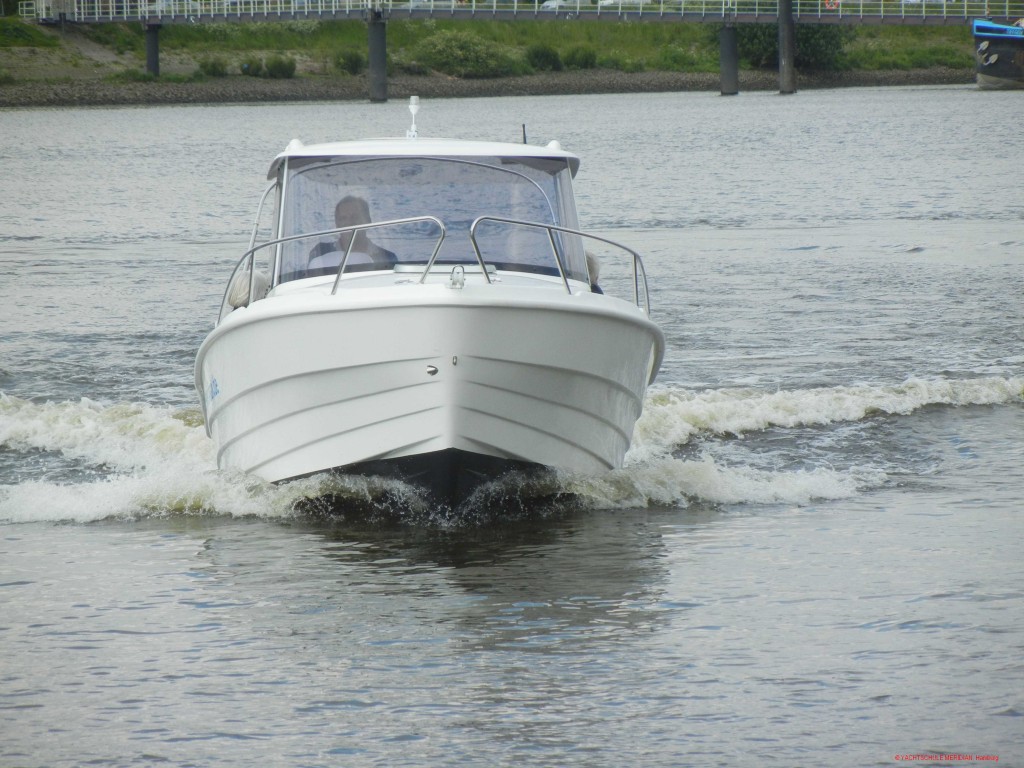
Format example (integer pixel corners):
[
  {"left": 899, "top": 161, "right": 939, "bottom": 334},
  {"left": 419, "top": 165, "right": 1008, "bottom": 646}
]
[{"left": 1, "top": 86, "right": 1022, "bottom": 767}]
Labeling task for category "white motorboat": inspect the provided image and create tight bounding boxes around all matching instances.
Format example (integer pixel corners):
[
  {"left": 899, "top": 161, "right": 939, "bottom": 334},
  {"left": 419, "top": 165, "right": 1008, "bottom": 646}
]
[{"left": 195, "top": 100, "right": 665, "bottom": 507}]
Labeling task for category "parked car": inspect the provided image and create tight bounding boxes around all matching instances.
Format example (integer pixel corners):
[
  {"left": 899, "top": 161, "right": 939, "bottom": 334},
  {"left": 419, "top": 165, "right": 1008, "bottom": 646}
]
[{"left": 540, "top": 0, "right": 576, "bottom": 8}]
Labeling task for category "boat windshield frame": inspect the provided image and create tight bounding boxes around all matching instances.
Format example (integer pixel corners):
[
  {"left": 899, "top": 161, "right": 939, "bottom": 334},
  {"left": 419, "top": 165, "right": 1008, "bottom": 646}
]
[{"left": 271, "top": 153, "right": 588, "bottom": 285}]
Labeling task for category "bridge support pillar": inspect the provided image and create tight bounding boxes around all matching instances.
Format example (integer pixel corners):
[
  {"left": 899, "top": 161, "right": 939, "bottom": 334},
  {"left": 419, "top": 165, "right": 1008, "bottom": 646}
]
[
  {"left": 145, "top": 23, "right": 161, "bottom": 78},
  {"left": 719, "top": 25, "right": 739, "bottom": 95},
  {"left": 367, "top": 12, "right": 387, "bottom": 103},
  {"left": 778, "top": 0, "right": 796, "bottom": 94}
]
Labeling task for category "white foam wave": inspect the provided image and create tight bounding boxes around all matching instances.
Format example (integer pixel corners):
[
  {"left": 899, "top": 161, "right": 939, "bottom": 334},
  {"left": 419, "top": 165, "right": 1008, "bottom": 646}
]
[
  {"left": 1, "top": 376, "right": 1019, "bottom": 523},
  {"left": 0, "top": 468, "right": 421, "bottom": 525},
  {"left": 628, "top": 376, "right": 1024, "bottom": 463},
  {"left": 0, "top": 395, "right": 437, "bottom": 524},
  {"left": 0, "top": 394, "right": 260, "bottom": 523},
  {"left": 566, "top": 457, "right": 884, "bottom": 510},
  {"left": 0, "top": 394, "right": 214, "bottom": 474}
]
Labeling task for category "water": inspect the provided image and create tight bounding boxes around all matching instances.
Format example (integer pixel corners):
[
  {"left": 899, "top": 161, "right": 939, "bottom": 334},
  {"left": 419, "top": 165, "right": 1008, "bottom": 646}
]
[{"left": 1, "top": 86, "right": 1022, "bottom": 766}]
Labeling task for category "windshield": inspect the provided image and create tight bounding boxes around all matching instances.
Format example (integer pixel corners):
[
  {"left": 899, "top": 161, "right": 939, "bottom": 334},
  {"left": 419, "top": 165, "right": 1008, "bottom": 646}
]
[{"left": 274, "top": 155, "right": 586, "bottom": 283}]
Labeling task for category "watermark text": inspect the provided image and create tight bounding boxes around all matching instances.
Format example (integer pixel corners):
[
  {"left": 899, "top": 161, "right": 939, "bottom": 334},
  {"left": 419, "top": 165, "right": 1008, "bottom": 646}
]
[{"left": 894, "top": 755, "right": 998, "bottom": 763}]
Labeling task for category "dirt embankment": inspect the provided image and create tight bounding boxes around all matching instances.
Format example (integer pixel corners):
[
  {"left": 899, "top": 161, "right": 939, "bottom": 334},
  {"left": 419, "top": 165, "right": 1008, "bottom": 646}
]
[{"left": 0, "top": 25, "right": 975, "bottom": 107}]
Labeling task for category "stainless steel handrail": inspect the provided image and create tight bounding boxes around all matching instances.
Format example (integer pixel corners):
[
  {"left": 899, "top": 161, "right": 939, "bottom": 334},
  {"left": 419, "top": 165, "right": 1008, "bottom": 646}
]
[
  {"left": 332, "top": 216, "right": 446, "bottom": 294},
  {"left": 468, "top": 216, "right": 653, "bottom": 314},
  {"left": 218, "top": 213, "right": 652, "bottom": 324},
  {"left": 217, "top": 215, "right": 445, "bottom": 323}
]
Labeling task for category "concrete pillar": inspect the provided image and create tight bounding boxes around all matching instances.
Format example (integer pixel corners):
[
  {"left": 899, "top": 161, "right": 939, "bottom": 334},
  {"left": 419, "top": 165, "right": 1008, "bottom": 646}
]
[
  {"left": 145, "top": 23, "right": 161, "bottom": 77},
  {"left": 719, "top": 25, "right": 739, "bottom": 96},
  {"left": 778, "top": 0, "right": 796, "bottom": 94},
  {"left": 367, "top": 12, "right": 387, "bottom": 103}
]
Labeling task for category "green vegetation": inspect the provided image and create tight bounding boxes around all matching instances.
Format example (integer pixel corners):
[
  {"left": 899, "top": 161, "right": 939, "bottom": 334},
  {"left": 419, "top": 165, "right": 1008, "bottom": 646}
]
[
  {"left": 107, "top": 67, "right": 207, "bottom": 82},
  {"left": 0, "top": 15, "right": 973, "bottom": 81},
  {"left": 76, "top": 19, "right": 143, "bottom": 54},
  {"left": 204, "top": 51, "right": 294, "bottom": 77},
  {"left": 240, "top": 54, "right": 264, "bottom": 75},
  {"left": 264, "top": 53, "right": 296, "bottom": 77},
  {"left": 564, "top": 44, "right": 598, "bottom": 70},
  {"left": 198, "top": 54, "right": 230, "bottom": 76},
  {"left": 335, "top": 48, "right": 366, "bottom": 75},
  {"left": 726, "top": 23, "right": 969, "bottom": 71},
  {"left": 843, "top": 25, "right": 973, "bottom": 69},
  {"left": 733, "top": 24, "right": 856, "bottom": 70},
  {"left": 411, "top": 28, "right": 528, "bottom": 77},
  {"left": 526, "top": 42, "right": 563, "bottom": 72},
  {"left": 0, "top": 16, "right": 59, "bottom": 46}
]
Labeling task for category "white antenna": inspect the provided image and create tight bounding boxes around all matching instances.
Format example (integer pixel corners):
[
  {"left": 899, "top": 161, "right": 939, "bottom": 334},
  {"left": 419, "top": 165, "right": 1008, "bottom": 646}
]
[{"left": 407, "top": 96, "right": 419, "bottom": 139}]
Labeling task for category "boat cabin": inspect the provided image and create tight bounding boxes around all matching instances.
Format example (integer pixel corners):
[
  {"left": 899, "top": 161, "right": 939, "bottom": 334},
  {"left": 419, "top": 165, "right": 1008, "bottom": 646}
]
[{"left": 257, "top": 138, "right": 592, "bottom": 288}]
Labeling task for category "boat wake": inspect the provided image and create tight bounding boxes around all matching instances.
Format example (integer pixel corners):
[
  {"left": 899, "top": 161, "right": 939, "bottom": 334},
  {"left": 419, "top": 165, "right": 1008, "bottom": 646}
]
[
  {"left": 629, "top": 375, "right": 1024, "bottom": 461},
  {"left": 1, "top": 375, "right": 1021, "bottom": 526}
]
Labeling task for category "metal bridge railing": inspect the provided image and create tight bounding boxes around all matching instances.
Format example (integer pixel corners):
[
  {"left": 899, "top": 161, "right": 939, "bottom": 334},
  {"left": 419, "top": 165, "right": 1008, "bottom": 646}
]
[{"left": 19, "top": 0, "right": 1024, "bottom": 22}]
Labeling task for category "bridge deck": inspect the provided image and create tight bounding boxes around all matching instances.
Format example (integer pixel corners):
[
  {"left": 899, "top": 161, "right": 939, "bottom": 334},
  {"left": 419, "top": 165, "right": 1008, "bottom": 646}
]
[{"left": 18, "top": 0, "right": 1024, "bottom": 24}]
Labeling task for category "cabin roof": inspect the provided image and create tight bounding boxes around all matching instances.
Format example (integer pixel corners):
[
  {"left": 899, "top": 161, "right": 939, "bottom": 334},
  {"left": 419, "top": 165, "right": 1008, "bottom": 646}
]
[{"left": 268, "top": 137, "right": 581, "bottom": 179}]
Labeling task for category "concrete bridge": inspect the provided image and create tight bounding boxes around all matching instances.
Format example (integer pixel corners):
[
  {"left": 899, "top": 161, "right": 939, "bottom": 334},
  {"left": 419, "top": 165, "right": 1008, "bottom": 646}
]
[{"left": 20, "top": 0, "right": 1021, "bottom": 96}]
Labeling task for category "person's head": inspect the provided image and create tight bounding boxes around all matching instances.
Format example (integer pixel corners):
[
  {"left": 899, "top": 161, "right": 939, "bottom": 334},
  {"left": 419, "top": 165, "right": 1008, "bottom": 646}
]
[{"left": 335, "top": 196, "right": 371, "bottom": 251}]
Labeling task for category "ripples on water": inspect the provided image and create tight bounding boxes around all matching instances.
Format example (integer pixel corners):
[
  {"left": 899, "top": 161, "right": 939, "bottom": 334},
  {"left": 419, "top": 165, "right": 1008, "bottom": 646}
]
[{"left": 1, "top": 87, "right": 1022, "bottom": 766}]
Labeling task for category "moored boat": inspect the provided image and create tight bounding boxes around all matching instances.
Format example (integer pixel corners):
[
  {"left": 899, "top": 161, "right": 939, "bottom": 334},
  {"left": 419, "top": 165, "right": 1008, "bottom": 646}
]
[
  {"left": 973, "top": 18, "right": 1024, "bottom": 90},
  {"left": 194, "top": 99, "right": 665, "bottom": 508}
]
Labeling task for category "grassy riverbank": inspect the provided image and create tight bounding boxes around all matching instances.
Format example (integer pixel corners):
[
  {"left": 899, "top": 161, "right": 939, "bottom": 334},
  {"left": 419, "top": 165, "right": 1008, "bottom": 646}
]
[{"left": 0, "top": 16, "right": 975, "bottom": 106}]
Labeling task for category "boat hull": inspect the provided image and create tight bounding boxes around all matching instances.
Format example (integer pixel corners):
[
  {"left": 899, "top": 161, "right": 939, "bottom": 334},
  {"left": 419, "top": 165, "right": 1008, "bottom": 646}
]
[
  {"left": 196, "top": 283, "right": 663, "bottom": 505},
  {"left": 974, "top": 19, "right": 1024, "bottom": 90},
  {"left": 341, "top": 448, "right": 545, "bottom": 506}
]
